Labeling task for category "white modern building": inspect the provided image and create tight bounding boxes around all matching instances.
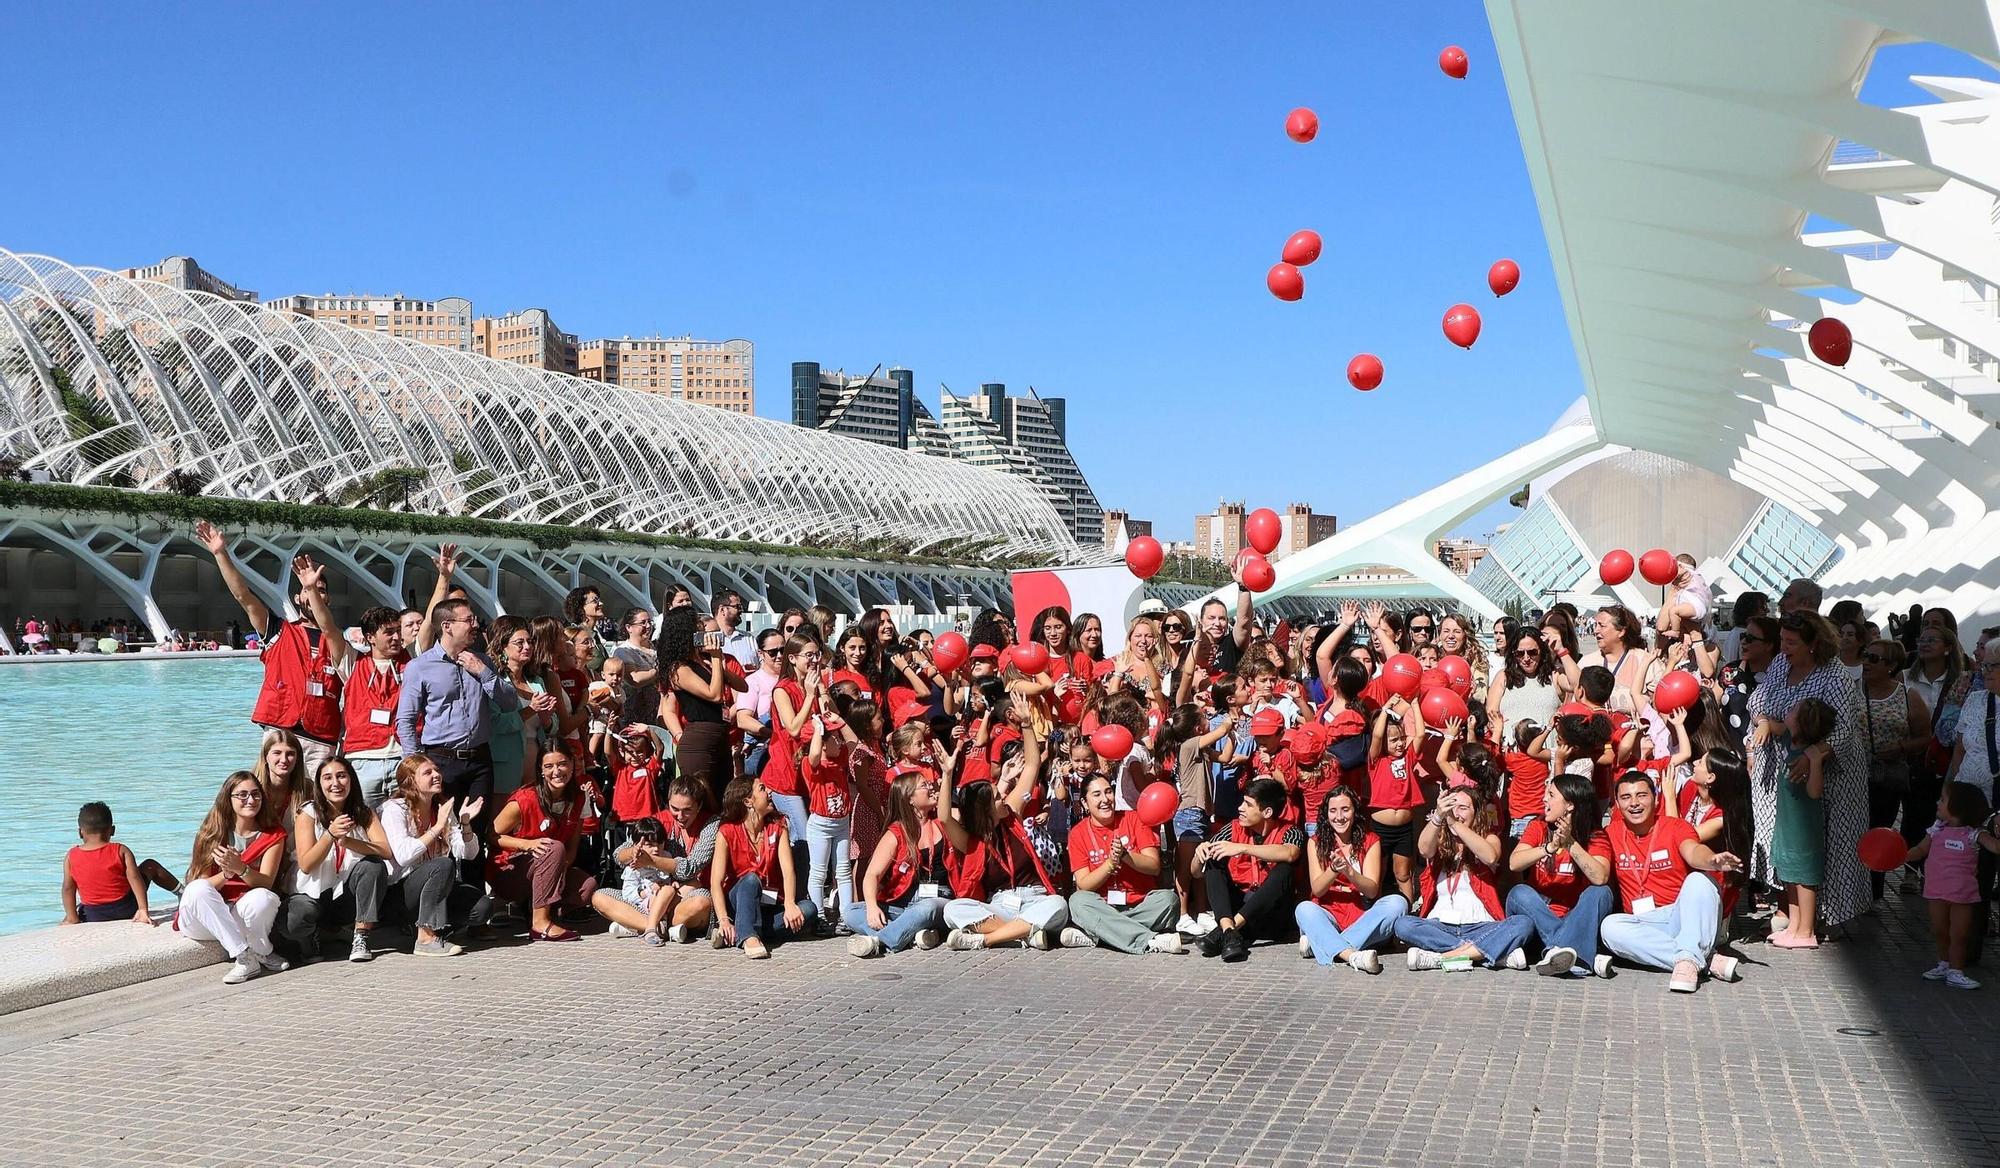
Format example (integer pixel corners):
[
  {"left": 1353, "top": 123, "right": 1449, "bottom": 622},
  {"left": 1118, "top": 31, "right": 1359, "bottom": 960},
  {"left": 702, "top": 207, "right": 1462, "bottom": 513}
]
[{"left": 1198, "top": 1, "right": 2000, "bottom": 631}]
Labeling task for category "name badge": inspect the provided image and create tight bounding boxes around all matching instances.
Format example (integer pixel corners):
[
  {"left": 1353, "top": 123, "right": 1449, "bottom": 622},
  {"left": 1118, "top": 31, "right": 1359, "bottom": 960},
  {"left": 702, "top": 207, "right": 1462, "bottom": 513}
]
[
  {"left": 539, "top": 819, "right": 550, "bottom": 832},
  {"left": 1631, "top": 895, "right": 1657, "bottom": 913},
  {"left": 307, "top": 681, "right": 326, "bottom": 697},
  {"left": 1107, "top": 890, "right": 1129, "bottom": 907},
  {"left": 1650, "top": 849, "right": 1671, "bottom": 863},
  {"left": 917, "top": 882, "right": 945, "bottom": 900},
  {"left": 369, "top": 708, "right": 392, "bottom": 725},
  {"left": 1556, "top": 861, "right": 1574, "bottom": 875},
  {"left": 634, "top": 769, "right": 649, "bottom": 782}
]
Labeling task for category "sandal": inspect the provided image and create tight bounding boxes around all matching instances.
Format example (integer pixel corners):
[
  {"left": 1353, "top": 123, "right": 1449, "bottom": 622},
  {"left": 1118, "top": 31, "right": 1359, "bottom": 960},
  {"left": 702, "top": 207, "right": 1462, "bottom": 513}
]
[{"left": 529, "top": 928, "right": 581, "bottom": 943}]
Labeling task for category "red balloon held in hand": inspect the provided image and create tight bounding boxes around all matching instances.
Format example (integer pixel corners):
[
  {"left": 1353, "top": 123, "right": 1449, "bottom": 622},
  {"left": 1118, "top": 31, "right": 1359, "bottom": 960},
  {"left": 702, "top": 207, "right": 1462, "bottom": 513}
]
[
  {"left": 1809, "top": 317, "right": 1852, "bottom": 366},
  {"left": 1285, "top": 107, "right": 1319, "bottom": 143},
  {"left": 1653, "top": 670, "right": 1700, "bottom": 715},
  {"left": 1382, "top": 653, "right": 1423, "bottom": 700},
  {"left": 1011, "top": 641, "right": 1049, "bottom": 676},
  {"left": 1859, "top": 827, "right": 1908, "bottom": 873},
  {"left": 930, "top": 632, "right": 968, "bottom": 673},
  {"left": 1125, "top": 535, "right": 1164, "bottom": 580},
  {"left": 1282, "top": 230, "right": 1323, "bottom": 267},
  {"left": 1439, "top": 45, "right": 1469, "bottom": 78},
  {"left": 1437, "top": 655, "right": 1472, "bottom": 697},
  {"left": 1136, "top": 781, "right": 1180, "bottom": 828},
  {"left": 1057, "top": 687, "right": 1086, "bottom": 724},
  {"left": 1599, "top": 549, "right": 1635, "bottom": 586},
  {"left": 1091, "top": 723, "right": 1135, "bottom": 762},
  {"left": 1639, "top": 548, "right": 1676, "bottom": 587},
  {"left": 1420, "top": 686, "right": 1469, "bottom": 725},
  {"left": 1488, "top": 259, "right": 1520, "bottom": 296},
  {"left": 1442, "top": 303, "right": 1482, "bottom": 348},
  {"left": 1245, "top": 507, "right": 1282, "bottom": 556},
  {"left": 1268, "top": 263, "right": 1304, "bottom": 302},
  {"left": 1347, "top": 353, "right": 1383, "bottom": 391},
  {"left": 1239, "top": 553, "right": 1276, "bottom": 593}
]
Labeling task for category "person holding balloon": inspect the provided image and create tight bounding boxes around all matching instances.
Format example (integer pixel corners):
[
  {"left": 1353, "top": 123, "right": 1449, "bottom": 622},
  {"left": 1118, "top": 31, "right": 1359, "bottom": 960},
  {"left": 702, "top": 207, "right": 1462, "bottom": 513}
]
[
  {"left": 1905, "top": 782, "right": 2000, "bottom": 989},
  {"left": 938, "top": 735, "right": 1074, "bottom": 951},
  {"left": 1065, "top": 773, "right": 1185, "bottom": 954}
]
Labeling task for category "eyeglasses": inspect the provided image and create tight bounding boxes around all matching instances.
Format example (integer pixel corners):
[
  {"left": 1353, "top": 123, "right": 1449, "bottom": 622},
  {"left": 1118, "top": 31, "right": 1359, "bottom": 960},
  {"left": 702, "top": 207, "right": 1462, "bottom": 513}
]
[
  {"left": 1739, "top": 634, "right": 1767, "bottom": 645},
  {"left": 1860, "top": 653, "right": 1892, "bottom": 665},
  {"left": 231, "top": 790, "right": 263, "bottom": 803}
]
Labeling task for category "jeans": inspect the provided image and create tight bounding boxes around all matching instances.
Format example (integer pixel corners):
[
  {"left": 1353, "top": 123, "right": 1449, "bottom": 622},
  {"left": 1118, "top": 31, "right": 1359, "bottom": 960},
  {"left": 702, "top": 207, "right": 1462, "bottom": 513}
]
[
  {"left": 350, "top": 755, "right": 403, "bottom": 810},
  {"left": 842, "top": 897, "right": 947, "bottom": 951},
  {"left": 279, "top": 857, "right": 389, "bottom": 958},
  {"left": 1068, "top": 888, "right": 1179, "bottom": 953},
  {"left": 1294, "top": 894, "right": 1409, "bottom": 965},
  {"left": 805, "top": 814, "right": 853, "bottom": 918},
  {"left": 1506, "top": 882, "right": 1614, "bottom": 972},
  {"left": 943, "top": 887, "right": 1069, "bottom": 932},
  {"left": 1392, "top": 913, "right": 1533, "bottom": 966},
  {"left": 176, "top": 882, "right": 279, "bottom": 960},
  {"left": 769, "top": 792, "right": 811, "bottom": 879},
  {"left": 394, "top": 854, "right": 489, "bottom": 934},
  {"left": 724, "top": 873, "right": 818, "bottom": 948},
  {"left": 1600, "top": 873, "right": 1721, "bottom": 970}
]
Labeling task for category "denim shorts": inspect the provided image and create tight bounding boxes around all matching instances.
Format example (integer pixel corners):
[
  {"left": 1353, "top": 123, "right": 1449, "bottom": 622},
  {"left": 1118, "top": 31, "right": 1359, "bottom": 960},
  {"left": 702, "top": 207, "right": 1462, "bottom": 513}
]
[{"left": 1172, "top": 807, "right": 1206, "bottom": 842}]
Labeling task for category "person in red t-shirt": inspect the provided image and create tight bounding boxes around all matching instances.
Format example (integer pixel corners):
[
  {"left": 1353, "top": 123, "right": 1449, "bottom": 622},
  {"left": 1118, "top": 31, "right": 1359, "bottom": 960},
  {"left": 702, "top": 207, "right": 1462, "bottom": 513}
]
[
  {"left": 1293, "top": 785, "right": 1406, "bottom": 972},
  {"left": 1600, "top": 771, "right": 1745, "bottom": 992},
  {"left": 1504, "top": 772, "right": 1616, "bottom": 978},
  {"left": 1366, "top": 696, "right": 1427, "bottom": 904},
  {"left": 1066, "top": 773, "right": 1183, "bottom": 954}
]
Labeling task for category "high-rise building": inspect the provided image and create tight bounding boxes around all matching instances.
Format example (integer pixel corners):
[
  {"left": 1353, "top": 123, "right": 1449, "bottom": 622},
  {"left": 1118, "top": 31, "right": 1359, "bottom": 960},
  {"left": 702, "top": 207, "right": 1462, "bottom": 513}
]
[
  {"left": 579, "top": 336, "right": 754, "bottom": 413},
  {"left": 115, "top": 256, "right": 256, "bottom": 302},
  {"left": 1102, "top": 510, "right": 1151, "bottom": 550},
  {"left": 475, "top": 308, "right": 578, "bottom": 374},
  {"left": 790, "top": 362, "right": 947, "bottom": 454},
  {"left": 1195, "top": 501, "right": 1336, "bottom": 561},
  {"left": 1433, "top": 536, "right": 1490, "bottom": 576},
  {"left": 264, "top": 292, "right": 473, "bottom": 351},
  {"left": 939, "top": 383, "right": 1103, "bottom": 545}
]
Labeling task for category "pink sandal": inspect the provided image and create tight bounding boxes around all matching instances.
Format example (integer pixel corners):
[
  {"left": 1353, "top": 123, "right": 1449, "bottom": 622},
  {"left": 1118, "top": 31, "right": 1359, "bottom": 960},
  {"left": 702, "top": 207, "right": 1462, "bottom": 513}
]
[{"left": 1769, "top": 932, "right": 1819, "bottom": 949}]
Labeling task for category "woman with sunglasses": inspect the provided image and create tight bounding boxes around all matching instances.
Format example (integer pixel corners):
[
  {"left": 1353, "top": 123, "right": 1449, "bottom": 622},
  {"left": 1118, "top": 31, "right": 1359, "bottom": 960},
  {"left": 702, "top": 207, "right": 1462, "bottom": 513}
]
[{"left": 1486, "top": 628, "right": 1561, "bottom": 750}]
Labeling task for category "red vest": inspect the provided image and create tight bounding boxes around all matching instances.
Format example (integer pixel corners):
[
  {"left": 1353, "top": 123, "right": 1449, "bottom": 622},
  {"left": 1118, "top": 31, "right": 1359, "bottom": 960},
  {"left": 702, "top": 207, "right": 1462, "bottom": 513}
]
[
  {"left": 251, "top": 621, "right": 343, "bottom": 743},
  {"left": 719, "top": 816, "right": 787, "bottom": 895},
  {"left": 1226, "top": 819, "right": 1294, "bottom": 890},
  {"left": 1419, "top": 857, "right": 1505, "bottom": 921},
  {"left": 878, "top": 819, "right": 947, "bottom": 904},
  {"left": 488, "top": 786, "right": 581, "bottom": 879},
  {"left": 341, "top": 653, "right": 404, "bottom": 753},
  {"left": 763, "top": 680, "right": 814, "bottom": 797},
  {"left": 946, "top": 816, "right": 1054, "bottom": 900},
  {"left": 1310, "top": 830, "right": 1381, "bottom": 928}
]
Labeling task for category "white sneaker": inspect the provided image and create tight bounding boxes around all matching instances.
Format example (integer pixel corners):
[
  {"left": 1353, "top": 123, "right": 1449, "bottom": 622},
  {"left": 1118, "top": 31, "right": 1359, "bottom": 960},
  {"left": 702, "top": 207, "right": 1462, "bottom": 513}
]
[
  {"left": 222, "top": 956, "right": 263, "bottom": 985},
  {"left": 1349, "top": 949, "right": 1382, "bottom": 975},
  {"left": 1923, "top": 960, "right": 1951, "bottom": 981},
  {"left": 1947, "top": 969, "right": 1981, "bottom": 990},
  {"left": 1057, "top": 927, "right": 1092, "bottom": 949},
  {"left": 1503, "top": 948, "right": 1528, "bottom": 971},
  {"left": 1028, "top": 929, "right": 1054, "bottom": 951},
  {"left": 1146, "top": 933, "right": 1185, "bottom": 954},
  {"left": 947, "top": 928, "right": 986, "bottom": 951},
  {"left": 608, "top": 922, "right": 641, "bottom": 939},
  {"left": 1298, "top": 935, "right": 1314, "bottom": 960},
  {"left": 1176, "top": 914, "right": 1199, "bottom": 935},
  {"left": 847, "top": 935, "right": 885, "bottom": 959},
  {"left": 667, "top": 925, "right": 690, "bottom": 944},
  {"left": 1535, "top": 947, "right": 1577, "bottom": 977},
  {"left": 1194, "top": 912, "right": 1218, "bottom": 936},
  {"left": 913, "top": 929, "right": 943, "bottom": 951},
  {"left": 1708, "top": 953, "right": 1741, "bottom": 983},
  {"left": 1406, "top": 947, "right": 1442, "bottom": 972},
  {"left": 1593, "top": 953, "right": 1616, "bottom": 978}
]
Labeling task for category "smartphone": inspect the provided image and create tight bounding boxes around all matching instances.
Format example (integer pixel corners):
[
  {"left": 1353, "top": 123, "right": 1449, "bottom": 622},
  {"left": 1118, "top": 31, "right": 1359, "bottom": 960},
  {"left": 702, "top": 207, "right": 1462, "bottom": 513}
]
[{"left": 704, "top": 631, "right": 724, "bottom": 651}]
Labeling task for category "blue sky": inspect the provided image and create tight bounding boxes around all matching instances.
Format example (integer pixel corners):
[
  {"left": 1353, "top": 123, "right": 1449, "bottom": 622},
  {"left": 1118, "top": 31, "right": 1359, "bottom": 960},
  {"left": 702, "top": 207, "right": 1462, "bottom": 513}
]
[{"left": 3, "top": 6, "right": 1990, "bottom": 543}]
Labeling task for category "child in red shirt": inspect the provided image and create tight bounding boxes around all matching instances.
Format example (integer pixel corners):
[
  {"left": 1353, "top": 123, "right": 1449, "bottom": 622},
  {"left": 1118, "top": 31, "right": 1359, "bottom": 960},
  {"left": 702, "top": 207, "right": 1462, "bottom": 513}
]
[
  {"left": 610, "top": 728, "right": 664, "bottom": 823},
  {"left": 61, "top": 801, "right": 153, "bottom": 925}
]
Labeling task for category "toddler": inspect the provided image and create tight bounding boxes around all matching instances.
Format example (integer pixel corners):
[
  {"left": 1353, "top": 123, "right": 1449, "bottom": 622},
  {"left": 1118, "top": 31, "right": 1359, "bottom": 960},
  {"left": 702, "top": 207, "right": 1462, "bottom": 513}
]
[
  {"left": 60, "top": 802, "right": 153, "bottom": 924},
  {"left": 1908, "top": 782, "right": 2000, "bottom": 990}
]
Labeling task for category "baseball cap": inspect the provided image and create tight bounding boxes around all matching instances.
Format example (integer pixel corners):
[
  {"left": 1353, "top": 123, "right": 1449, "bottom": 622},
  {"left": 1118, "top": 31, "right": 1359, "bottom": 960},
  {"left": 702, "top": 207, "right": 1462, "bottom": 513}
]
[
  {"left": 970, "top": 644, "right": 1000, "bottom": 661},
  {"left": 1285, "top": 723, "right": 1326, "bottom": 766},
  {"left": 1136, "top": 599, "right": 1170, "bottom": 617},
  {"left": 1250, "top": 708, "right": 1287, "bottom": 736}
]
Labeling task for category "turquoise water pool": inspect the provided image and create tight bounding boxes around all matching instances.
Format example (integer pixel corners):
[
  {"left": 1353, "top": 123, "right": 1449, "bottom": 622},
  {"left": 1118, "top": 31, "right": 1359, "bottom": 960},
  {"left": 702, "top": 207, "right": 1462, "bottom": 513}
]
[{"left": 2, "top": 659, "right": 265, "bottom": 935}]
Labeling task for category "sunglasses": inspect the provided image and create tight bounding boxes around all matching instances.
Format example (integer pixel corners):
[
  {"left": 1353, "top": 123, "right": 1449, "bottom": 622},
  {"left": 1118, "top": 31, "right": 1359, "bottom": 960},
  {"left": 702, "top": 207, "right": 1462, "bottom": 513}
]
[
  {"left": 760, "top": 646, "right": 782, "bottom": 656},
  {"left": 1860, "top": 653, "right": 1892, "bottom": 665},
  {"left": 1515, "top": 647, "right": 1541, "bottom": 656},
  {"left": 1409, "top": 624, "right": 1433, "bottom": 633}
]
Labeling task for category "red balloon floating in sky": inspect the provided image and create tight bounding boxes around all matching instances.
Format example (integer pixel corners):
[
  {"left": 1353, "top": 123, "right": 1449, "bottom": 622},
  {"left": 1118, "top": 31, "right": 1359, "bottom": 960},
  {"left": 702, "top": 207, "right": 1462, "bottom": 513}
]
[
  {"left": 1440, "top": 45, "right": 1469, "bottom": 78},
  {"left": 1245, "top": 508, "right": 1282, "bottom": 556},
  {"left": 1285, "top": 107, "right": 1319, "bottom": 143},
  {"left": 1267, "top": 263, "right": 1304, "bottom": 302},
  {"left": 1442, "top": 303, "right": 1482, "bottom": 348},
  {"left": 1488, "top": 259, "right": 1520, "bottom": 297},
  {"left": 1282, "top": 230, "right": 1323, "bottom": 267},
  {"left": 1124, "top": 535, "right": 1164, "bottom": 580},
  {"left": 1809, "top": 317, "right": 1852, "bottom": 366},
  {"left": 1347, "top": 354, "right": 1384, "bottom": 391}
]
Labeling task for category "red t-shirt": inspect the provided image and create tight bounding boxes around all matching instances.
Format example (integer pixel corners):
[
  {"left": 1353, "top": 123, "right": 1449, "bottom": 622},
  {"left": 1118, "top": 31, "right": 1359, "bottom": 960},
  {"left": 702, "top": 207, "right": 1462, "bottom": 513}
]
[
  {"left": 1309, "top": 830, "right": 1380, "bottom": 928},
  {"left": 611, "top": 756, "right": 661, "bottom": 822},
  {"left": 829, "top": 668, "right": 874, "bottom": 700},
  {"left": 1591, "top": 711, "right": 1636, "bottom": 801},
  {"left": 1676, "top": 783, "right": 1736, "bottom": 915},
  {"left": 1504, "top": 750, "right": 1550, "bottom": 822},
  {"left": 1067, "top": 812, "right": 1160, "bottom": 906},
  {"left": 1607, "top": 814, "right": 1699, "bottom": 909},
  {"left": 1366, "top": 747, "right": 1424, "bottom": 811},
  {"left": 68, "top": 843, "right": 132, "bottom": 905},
  {"left": 1516, "top": 819, "right": 1614, "bottom": 917},
  {"left": 803, "top": 746, "right": 854, "bottom": 818}
]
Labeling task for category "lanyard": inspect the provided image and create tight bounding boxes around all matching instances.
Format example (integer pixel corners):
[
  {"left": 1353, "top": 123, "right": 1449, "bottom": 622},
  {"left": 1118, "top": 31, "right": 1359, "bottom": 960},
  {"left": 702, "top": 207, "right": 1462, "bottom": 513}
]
[{"left": 1987, "top": 692, "right": 1997, "bottom": 778}]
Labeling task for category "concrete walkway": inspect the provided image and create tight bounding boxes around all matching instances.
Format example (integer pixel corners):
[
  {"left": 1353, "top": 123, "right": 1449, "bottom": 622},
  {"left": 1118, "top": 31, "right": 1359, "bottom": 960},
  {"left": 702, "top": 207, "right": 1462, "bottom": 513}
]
[{"left": 0, "top": 890, "right": 1995, "bottom": 1167}]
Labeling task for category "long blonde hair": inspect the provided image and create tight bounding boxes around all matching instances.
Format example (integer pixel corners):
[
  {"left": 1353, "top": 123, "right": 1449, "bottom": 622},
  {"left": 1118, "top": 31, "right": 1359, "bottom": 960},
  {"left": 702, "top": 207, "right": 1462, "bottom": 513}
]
[
  {"left": 253, "top": 727, "right": 306, "bottom": 809},
  {"left": 186, "top": 770, "right": 283, "bottom": 887}
]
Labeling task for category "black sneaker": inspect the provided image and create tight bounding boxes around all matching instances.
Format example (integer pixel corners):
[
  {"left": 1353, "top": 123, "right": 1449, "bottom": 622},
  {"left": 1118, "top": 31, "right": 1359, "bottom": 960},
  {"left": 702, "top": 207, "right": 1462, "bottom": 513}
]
[
  {"left": 1198, "top": 928, "right": 1228, "bottom": 958},
  {"left": 1220, "top": 930, "right": 1250, "bottom": 963}
]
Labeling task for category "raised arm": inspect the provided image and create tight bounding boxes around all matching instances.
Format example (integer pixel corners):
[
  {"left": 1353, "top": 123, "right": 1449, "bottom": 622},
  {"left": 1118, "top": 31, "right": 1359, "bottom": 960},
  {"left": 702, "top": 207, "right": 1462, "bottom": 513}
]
[
  {"left": 290, "top": 555, "right": 350, "bottom": 672},
  {"left": 194, "top": 521, "right": 271, "bottom": 634},
  {"left": 416, "top": 543, "right": 458, "bottom": 653}
]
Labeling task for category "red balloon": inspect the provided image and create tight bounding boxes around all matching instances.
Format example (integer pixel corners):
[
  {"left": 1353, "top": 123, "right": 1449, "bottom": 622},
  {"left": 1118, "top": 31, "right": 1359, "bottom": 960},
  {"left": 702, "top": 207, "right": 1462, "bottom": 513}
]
[
  {"left": 1011, "top": 641, "right": 1049, "bottom": 676},
  {"left": 1420, "top": 686, "right": 1469, "bottom": 725},
  {"left": 1091, "top": 723, "right": 1135, "bottom": 762},
  {"left": 1346, "top": 353, "right": 1383, "bottom": 391},
  {"left": 1809, "top": 316, "right": 1852, "bottom": 366},
  {"left": 1124, "top": 535, "right": 1164, "bottom": 580},
  {"left": 1437, "top": 655, "right": 1472, "bottom": 697},
  {"left": 1382, "top": 653, "right": 1423, "bottom": 700},
  {"left": 1418, "top": 667, "right": 1448, "bottom": 695},
  {"left": 1639, "top": 548, "right": 1676, "bottom": 587},
  {"left": 1136, "top": 781, "right": 1179, "bottom": 828},
  {"left": 1442, "top": 303, "right": 1482, "bottom": 348},
  {"left": 1653, "top": 670, "right": 1700, "bottom": 715},
  {"left": 1282, "top": 230, "right": 1323, "bottom": 267},
  {"left": 1239, "top": 552, "right": 1276, "bottom": 594},
  {"left": 1599, "top": 549, "right": 1635, "bottom": 586},
  {"left": 1057, "top": 688, "right": 1086, "bottom": 724},
  {"left": 930, "top": 632, "right": 968, "bottom": 673},
  {"left": 1858, "top": 827, "right": 1908, "bottom": 873},
  {"left": 1487, "top": 258, "right": 1520, "bottom": 297},
  {"left": 1439, "top": 45, "right": 1469, "bottom": 78},
  {"left": 1267, "top": 262, "right": 1304, "bottom": 302},
  {"left": 1245, "top": 507, "right": 1282, "bottom": 556},
  {"left": 1285, "top": 107, "right": 1319, "bottom": 143}
]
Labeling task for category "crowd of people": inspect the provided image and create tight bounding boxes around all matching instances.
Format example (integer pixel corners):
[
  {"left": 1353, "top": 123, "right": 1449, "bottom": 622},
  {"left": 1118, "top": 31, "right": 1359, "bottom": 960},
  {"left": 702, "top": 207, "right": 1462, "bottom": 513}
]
[
  {"left": 56, "top": 523, "right": 2000, "bottom": 994},
  {"left": 8, "top": 613, "right": 235, "bottom": 654}
]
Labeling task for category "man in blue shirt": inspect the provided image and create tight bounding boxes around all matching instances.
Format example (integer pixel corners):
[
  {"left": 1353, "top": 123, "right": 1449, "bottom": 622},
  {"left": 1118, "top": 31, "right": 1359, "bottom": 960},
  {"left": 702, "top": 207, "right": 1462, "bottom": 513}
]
[{"left": 396, "top": 597, "right": 517, "bottom": 853}]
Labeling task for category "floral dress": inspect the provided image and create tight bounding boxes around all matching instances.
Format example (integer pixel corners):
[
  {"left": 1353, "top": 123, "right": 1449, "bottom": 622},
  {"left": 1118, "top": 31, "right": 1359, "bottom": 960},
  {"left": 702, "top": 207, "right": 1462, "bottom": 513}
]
[
  {"left": 847, "top": 742, "right": 889, "bottom": 870},
  {"left": 1748, "top": 655, "right": 1868, "bottom": 926}
]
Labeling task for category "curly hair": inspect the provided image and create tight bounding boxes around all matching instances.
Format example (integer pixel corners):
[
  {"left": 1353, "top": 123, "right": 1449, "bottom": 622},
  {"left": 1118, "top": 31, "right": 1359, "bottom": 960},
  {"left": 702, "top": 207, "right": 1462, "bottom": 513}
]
[{"left": 654, "top": 605, "right": 701, "bottom": 670}]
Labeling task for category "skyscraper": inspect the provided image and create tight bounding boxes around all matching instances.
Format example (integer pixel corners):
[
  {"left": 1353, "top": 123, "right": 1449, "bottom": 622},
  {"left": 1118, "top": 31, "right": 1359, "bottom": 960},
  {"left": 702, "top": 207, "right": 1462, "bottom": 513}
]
[{"left": 940, "top": 383, "right": 1103, "bottom": 546}]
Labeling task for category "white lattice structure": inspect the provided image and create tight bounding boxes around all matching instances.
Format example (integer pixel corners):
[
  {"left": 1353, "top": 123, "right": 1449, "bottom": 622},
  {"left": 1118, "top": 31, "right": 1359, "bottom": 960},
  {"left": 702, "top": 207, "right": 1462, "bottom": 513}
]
[{"left": 0, "top": 250, "right": 1083, "bottom": 562}]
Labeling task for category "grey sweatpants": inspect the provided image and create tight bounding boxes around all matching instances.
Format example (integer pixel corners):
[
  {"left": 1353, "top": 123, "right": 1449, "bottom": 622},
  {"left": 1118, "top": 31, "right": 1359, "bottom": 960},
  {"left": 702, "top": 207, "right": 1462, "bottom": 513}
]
[{"left": 1067, "top": 888, "right": 1179, "bottom": 954}]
